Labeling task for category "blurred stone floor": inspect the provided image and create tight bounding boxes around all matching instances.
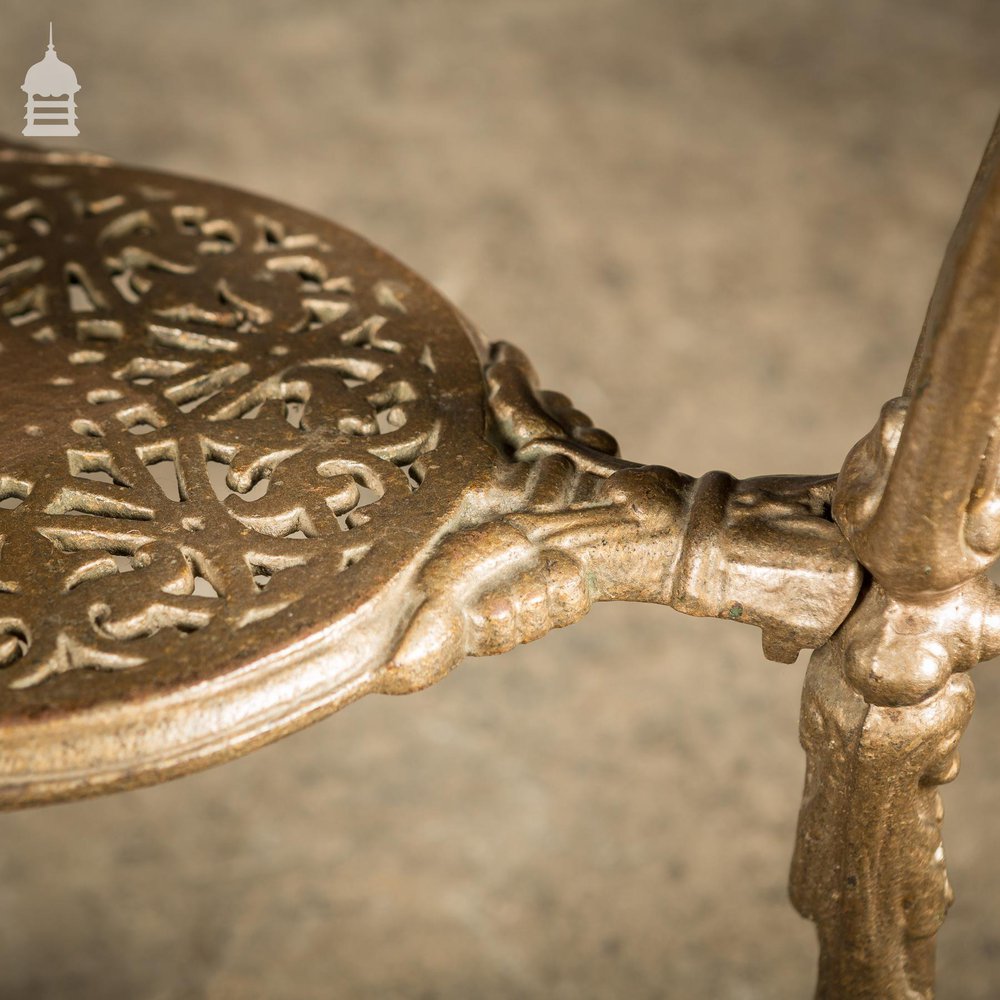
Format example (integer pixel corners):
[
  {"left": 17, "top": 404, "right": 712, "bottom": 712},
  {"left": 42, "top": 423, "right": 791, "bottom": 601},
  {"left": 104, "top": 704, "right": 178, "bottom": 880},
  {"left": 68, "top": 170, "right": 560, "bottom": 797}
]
[{"left": 2, "top": 1, "right": 1000, "bottom": 997}]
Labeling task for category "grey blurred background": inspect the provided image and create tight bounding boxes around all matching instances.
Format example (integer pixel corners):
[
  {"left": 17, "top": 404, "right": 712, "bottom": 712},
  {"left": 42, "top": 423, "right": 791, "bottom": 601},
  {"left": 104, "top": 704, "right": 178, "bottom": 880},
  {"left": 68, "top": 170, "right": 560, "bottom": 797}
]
[{"left": 2, "top": 1, "right": 1000, "bottom": 997}]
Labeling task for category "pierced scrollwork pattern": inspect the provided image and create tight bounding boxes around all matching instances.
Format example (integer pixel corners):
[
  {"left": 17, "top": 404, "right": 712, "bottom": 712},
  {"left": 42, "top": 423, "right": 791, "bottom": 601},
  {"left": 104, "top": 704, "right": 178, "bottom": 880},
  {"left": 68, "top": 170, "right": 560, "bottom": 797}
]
[
  {"left": 0, "top": 150, "right": 480, "bottom": 699},
  {"left": 4, "top": 100, "right": 1000, "bottom": 1000},
  {"left": 0, "top": 143, "right": 861, "bottom": 809}
]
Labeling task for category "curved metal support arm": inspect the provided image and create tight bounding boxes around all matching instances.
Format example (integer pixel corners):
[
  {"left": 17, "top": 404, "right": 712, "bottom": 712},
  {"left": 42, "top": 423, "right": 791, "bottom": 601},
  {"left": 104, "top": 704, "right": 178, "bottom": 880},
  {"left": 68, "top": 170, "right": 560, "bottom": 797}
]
[{"left": 381, "top": 341, "right": 862, "bottom": 693}]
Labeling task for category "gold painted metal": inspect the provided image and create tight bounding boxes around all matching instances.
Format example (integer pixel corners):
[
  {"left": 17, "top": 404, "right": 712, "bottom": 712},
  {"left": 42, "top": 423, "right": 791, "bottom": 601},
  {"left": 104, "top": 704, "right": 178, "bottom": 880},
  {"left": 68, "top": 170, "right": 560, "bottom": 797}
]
[
  {"left": 0, "top": 137, "right": 860, "bottom": 810},
  {"left": 0, "top": 106, "right": 999, "bottom": 997},
  {"left": 789, "top": 114, "right": 1000, "bottom": 999}
]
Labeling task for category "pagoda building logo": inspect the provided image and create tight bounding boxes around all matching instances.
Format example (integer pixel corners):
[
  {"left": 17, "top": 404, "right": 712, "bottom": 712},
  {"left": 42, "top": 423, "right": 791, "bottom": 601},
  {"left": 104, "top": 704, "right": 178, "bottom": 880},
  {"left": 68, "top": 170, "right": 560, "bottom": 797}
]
[{"left": 21, "top": 24, "right": 81, "bottom": 137}]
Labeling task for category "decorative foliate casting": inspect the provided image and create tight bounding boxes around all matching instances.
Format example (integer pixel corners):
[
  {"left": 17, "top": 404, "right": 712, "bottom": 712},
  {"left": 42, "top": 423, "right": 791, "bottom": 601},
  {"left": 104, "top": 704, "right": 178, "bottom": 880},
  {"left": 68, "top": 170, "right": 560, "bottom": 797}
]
[{"left": 5, "top": 109, "right": 1000, "bottom": 999}]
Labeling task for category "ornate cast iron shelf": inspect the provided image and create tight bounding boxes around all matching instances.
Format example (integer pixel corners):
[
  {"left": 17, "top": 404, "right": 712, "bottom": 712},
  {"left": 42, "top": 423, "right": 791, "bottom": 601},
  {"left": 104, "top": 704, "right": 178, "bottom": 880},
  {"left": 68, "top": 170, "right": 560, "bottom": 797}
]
[{"left": 1, "top": 113, "right": 999, "bottom": 997}]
